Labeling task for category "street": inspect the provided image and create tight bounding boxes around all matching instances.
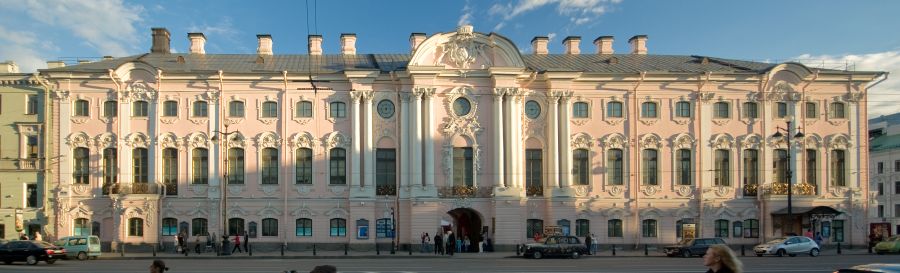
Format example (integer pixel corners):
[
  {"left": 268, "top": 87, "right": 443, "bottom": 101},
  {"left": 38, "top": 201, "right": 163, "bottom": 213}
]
[{"left": 0, "top": 254, "right": 895, "bottom": 273}]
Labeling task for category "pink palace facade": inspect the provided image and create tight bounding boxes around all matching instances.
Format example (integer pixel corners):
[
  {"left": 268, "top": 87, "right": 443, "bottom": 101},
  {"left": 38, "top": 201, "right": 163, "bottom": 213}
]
[{"left": 40, "top": 26, "right": 885, "bottom": 250}]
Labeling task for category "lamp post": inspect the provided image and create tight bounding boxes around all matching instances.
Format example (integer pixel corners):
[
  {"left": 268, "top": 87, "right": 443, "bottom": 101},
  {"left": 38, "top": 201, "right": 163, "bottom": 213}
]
[
  {"left": 772, "top": 120, "right": 804, "bottom": 235},
  {"left": 211, "top": 124, "right": 237, "bottom": 256},
  {"left": 390, "top": 207, "right": 396, "bottom": 254}
]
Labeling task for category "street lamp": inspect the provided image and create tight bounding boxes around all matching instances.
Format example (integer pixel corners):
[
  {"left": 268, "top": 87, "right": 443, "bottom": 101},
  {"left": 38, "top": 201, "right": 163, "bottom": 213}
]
[
  {"left": 211, "top": 124, "right": 237, "bottom": 256},
  {"left": 771, "top": 120, "right": 804, "bottom": 235}
]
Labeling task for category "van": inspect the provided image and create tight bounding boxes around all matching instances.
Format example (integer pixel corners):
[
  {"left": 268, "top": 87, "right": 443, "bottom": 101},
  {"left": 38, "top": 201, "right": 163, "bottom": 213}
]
[{"left": 53, "top": 235, "right": 101, "bottom": 260}]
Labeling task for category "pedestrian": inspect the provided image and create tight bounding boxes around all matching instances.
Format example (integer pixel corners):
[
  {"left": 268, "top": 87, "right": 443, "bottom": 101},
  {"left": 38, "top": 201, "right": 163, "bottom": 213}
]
[
  {"left": 231, "top": 233, "right": 242, "bottom": 253},
  {"left": 149, "top": 259, "right": 169, "bottom": 273},
  {"left": 434, "top": 232, "right": 443, "bottom": 255},
  {"left": 463, "top": 236, "right": 470, "bottom": 253},
  {"left": 814, "top": 232, "right": 824, "bottom": 246},
  {"left": 424, "top": 232, "right": 431, "bottom": 253},
  {"left": 194, "top": 235, "right": 202, "bottom": 254},
  {"left": 19, "top": 232, "right": 28, "bottom": 240},
  {"left": 176, "top": 233, "right": 184, "bottom": 254},
  {"left": 33, "top": 231, "right": 42, "bottom": 241},
  {"left": 591, "top": 233, "right": 599, "bottom": 254},
  {"left": 533, "top": 232, "right": 542, "bottom": 242},
  {"left": 420, "top": 232, "right": 427, "bottom": 253},
  {"left": 309, "top": 265, "right": 337, "bottom": 273},
  {"left": 446, "top": 231, "right": 456, "bottom": 256},
  {"left": 243, "top": 231, "right": 249, "bottom": 253},
  {"left": 805, "top": 229, "right": 813, "bottom": 239},
  {"left": 585, "top": 233, "right": 592, "bottom": 255},
  {"left": 703, "top": 245, "right": 743, "bottom": 273}
]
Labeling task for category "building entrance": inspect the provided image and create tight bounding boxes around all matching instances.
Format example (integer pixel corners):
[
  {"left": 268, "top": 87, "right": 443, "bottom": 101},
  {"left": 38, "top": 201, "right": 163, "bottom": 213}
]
[{"left": 446, "top": 208, "right": 483, "bottom": 252}]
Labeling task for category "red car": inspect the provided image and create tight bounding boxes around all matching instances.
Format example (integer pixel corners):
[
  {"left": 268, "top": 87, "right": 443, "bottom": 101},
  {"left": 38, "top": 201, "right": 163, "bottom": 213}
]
[{"left": 0, "top": 240, "right": 66, "bottom": 265}]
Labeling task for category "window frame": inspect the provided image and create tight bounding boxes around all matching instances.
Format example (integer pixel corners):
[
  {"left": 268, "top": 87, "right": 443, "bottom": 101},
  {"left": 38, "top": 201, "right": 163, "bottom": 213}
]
[
  {"left": 132, "top": 147, "right": 149, "bottom": 184},
  {"left": 260, "top": 148, "right": 279, "bottom": 185},
  {"left": 606, "top": 101, "right": 623, "bottom": 118},
  {"left": 162, "top": 218, "right": 178, "bottom": 236},
  {"left": 74, "top": 99, "right": 90, "bottom": 117},
  {"left": 329, "top": 148, "right": 347, "bottom": 185},
  {"left": 805, "top": 102, "right": 817, "bottom": 119},
  {"left": 714, "top": 149, "right": 730, "bottom": 186},
  {"left": 192, "top": 148, "right": 209, "bottom": 184},
  {"left": 830, "top": 102, "right": 846, "bottom": 119},
  {"left": 775, "top": 102, "right": 788, "bottom": 118},
  {"left": 262, "top": 218, "right": 278, "bottom": 237},
  {"left": 743, "top": 219, "right": 759, "bottom": 238},
  {"left": 128, "top": 218, "right": 144, "bottom": 237},
  {"left": 329, "top": 218, "right": 347, "bottom": 237},
  {"left": 261, "top": 101, "right": 278, "bottom": 118},
  {"left": 162, "top": 100, "right": 178, "bottom": 117},
  {"left": 132, "top": 101, "right": 149, "bottom": 117},
  {"left": 675, "top": 101, "right": 691, "bottom": 118},
  {"left": 73, "top": 147, "right": 90, "bottom": 184},
  {"left": 608, "top": 219, "right": 623, "bottom": 238},
  {"left": 296, "top": 101, "right": 313, "bottom": 118},
  {"left": 714, "top": 219, "right": 729, "bottom": 238},
  {"left": 228, "top": 148, "right": 245, "bottom": 184},
  {"left": 295, "top": 148, "right": 313, "bottom": 184},
  {"left": 607, "top": 148, "right": 624, "bottom": 185},
  {"left": 191, "top": 218, "right": 208, "bottom": 236},
  {"left": 573, "top": 148, "right": 590, "bottom": 185},
  {"left": 229, "top": 100, "right": 245, "bottom": 117},
  {"left": 103, "top": 100, "right": 118, "bottom": 117},
  {"left": 572, "top": 101, "right": 590, "bottom": 119},
  {"left": 575, "top": 219, "right": 590, "bottom": 237},
  {"left": 295, "top": 218, "right": 312, "bottom": 237},
  {"left": 330, "top": 102, "right": 346, "bottom": 118},
  {"left": 713, "top": 101, "right": 730, "bottom": 119},
  {"left": 527, "top": 219, "right": 544, "bottom": 239},
  {"left": 742, "top": 102, "right": 759, "bottom": 119},
  {"left": 192, "top": 101, "right": 208, "bottom": 117},
  {"left": 640, "top": 101, "right": 658, "bottom": 118},
  {"left": 375, "top": 148, "right": 397, "bottom": 195},
  {"left": 831, "top": 149, "right": 846, "bottom": 186},
  {"left": 676, "top": 148, "right": 692, "bottom": 185},
  {"left": 525, "top": 149, "right": 543, "bottom": 192},
  {"left": 641, "top": 219, "right": 657, "bottom": 238},
  {"left": 641, "top": 149, "right": 659, "bottom": 185}
]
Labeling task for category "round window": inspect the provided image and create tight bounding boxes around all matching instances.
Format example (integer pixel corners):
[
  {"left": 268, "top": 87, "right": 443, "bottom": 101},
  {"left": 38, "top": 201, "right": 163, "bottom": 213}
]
[
  {"left": 453, "top": 97, "right": 471, "bottom": 116},
  {"left": 525, "top": 100, "right": 541, "bottom": 119},
  {"left": 377, "top": 100, "right": 394, "bottom": 118}
]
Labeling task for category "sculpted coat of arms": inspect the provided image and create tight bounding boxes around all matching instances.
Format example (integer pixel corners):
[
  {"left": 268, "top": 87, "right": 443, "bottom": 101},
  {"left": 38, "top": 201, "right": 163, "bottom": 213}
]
[{"left": 437, "top": 25, "right": 490, "bottom": 69}]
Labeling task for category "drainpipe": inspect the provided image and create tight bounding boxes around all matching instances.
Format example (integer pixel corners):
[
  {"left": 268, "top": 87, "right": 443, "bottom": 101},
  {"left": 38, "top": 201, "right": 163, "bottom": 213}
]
[
  {"left": 282, "top": 70, "right": 288, "bottom": 248},
  {"left": 33, "top": 73, "right": 54, "bottom": 239},
  {"left": 632, "top": 71, "right": 645, "bottom": 247},
  {"left": 108, "top": 69, "right": 123, "bottom": 249}
]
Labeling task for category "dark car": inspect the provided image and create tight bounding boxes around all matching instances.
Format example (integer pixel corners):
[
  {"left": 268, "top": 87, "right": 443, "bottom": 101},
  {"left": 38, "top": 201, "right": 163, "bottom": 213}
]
[
  {"left": 0, "top": 240, "right": 66, "bottom": 265},
  {"left": 664, "top": 238, "right": 727, "bottom": 258},
  {"left": 835, "top": 263, "right": 900, "bottom": 273},
  {"left": 521, "top": 235, "right": 588, "bottom": 259}
]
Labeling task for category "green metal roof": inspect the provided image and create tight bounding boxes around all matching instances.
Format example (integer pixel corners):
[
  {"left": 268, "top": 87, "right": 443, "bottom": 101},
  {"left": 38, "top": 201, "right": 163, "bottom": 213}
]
[{"left": 870, "top": 133, "right": 900, "bottom": 152}]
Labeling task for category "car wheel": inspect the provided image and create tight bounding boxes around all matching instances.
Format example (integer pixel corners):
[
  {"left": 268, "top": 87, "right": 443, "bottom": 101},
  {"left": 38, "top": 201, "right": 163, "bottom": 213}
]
[
  {"left": 776, "top": 249, "right": 786, "bottom": 257},
  {"left": 532, "top": 251, "right": 543, "bottom": 259},
  {"left": 46, "top": 259, "right": 56, "bottom": 264},
  {"left": 26, "top": 255, "right": 38, "bottom": 265},
  {"left": 756, "top": 254, "right": 763, "bottom": 257},
  {"left": 809, "top": 248, "right": 819, "bottom": 257},
  {"left": 571, "top": 251, "right": 580, "bottom": 259},
  {"left": 77, "top": 251, "right": 88, "bottom": 261},
  {"left": 682, "top": 250, "right": 692, "bottom": 258}
]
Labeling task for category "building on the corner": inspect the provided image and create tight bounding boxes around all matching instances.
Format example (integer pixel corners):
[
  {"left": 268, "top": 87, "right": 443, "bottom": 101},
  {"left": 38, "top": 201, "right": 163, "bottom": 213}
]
[
  {"left": 38, "top": 26, "right": 885, "bottom": 251},
  {"left": 0, "top": 61, "right": 52, "bottom": 240},
  {"left": 869, "top": 113, "right": 900, "bottom": 239}
]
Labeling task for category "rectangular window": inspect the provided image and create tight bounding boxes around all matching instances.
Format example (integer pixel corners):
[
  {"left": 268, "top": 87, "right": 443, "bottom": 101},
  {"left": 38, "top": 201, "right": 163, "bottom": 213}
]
[
  {"left": 608, "top": 149, "right": 623, "bottom": 185},
  {"left": 677, "top": 149, "right": 691, "bottom": 185},
  {"left": 191, "top": 218, "right": 208, "bottom": 236},
  {"left": 832, "top": 220, "right": 844, "bottom": 242},
  {"left": 527, "top": 219, "right": 544, "bottom": 239},
  {"left": 831, "top": 103, "right": 846, "bottom": 119},
  {"left": 608, "top": 219, "right": 623, "bottom": 237},
  {"left": 895, "top": 160, "right": 900, "bottom": 172},
  {"left": 376, "top": 149, "right": 396, "bottom": 195},
  {"left": 715, "top": 220, "right": 729, "bottom": 238},
  {"left": 607, "top": 102, "right": 623, "bottom": 118},
  {"left": 452, "top": 147, "right": 474, "bottom": 186},
  {"left": 26, "top": 184, "right": 38, "bottom": 208},
  {"left": 192, "top": 148, "right": 208, "bottom": 184},
  {"left": 330, "top": 102, "right": 346, "bottom": 118},
  {"left": 642, "top": 149, "right": 658, "bottom": 185},
  {"left": 329, "top": 218, "right": 347, "bottom": 237},
  {"left": 128, "top": 218, "right": 144, "bottom": 237},
  {"left": 732, "top": 221, "right": 743, "bottom": 238},
  {"left": 262, "top": 219, "right": 278, "bottom": 236},
  {"left": 74, "top": 100, "right": 89, "bottom": 116},
  {"left": 162, "top": 148, "right": 177, "bottom": 195},
  {"left": 877, "top": 205, "right": 884, "bottom": 218},
  {"left": 715, "top": 149, "right": 730, "bottom": 186},
  {"left": 573, "top": 102, "right": 589, "bottom": 118},
  {"left": 774, "top": 149, "right": 788, "bottom": 184},
  {"left": 742, "top": 102, "right": 758, "bottom": 119},
  {"left": 262, "top": 102, "right": 278, "bottom": 118},
  {"left": 132, "top": 101, "right": 149, "bottom": 117},
  {"left": 806, "top": 149, "right": 817, "bottom": 190},
  {"left": 103, "top": 101, "right": 117, "bottom": 117},
  {"left": 776, "top": 102, "right": 788, "bottom": 118},
  {"left": 26, "top": 95, "right": 38, "bottom": 115},
  {"left": 832, "top": 150, "right": 846, "bottom": 186},
  {"left": 675, "top": 102, "right": 691, "bottom": 118},
  {"left": 641, "top": 102, "right": 658, "bottom": 118},
  {"left": 295, "top": 218, "right": 312, "bottom": 236},
  {"left": 805, "top": 102, "right": 817, "bottom": 118},
  {"left": 573, "top": 149, "right": 589, "bottom": 185},
  {"left": 376, "top": 218, "right": 394, "bottom": 238},
  {"left": 261, "top": 148, "right": 279, "bottom": 184},
  {"left": 878, "top": 162, "right": 884, "bottom": 174},
  {"left": 162, "top": 218, "right": 177, "bottom": 236},
  {"left": 132, "top": 148, "right": 149, "bottom": 184},
  {"left": 296, "top": 101, "right": 313, "bottom": 118},
  {"left": 192, "top": 101, "right": 208, "bottom": 117},
  {"left": 743, "top": 219, "right": 759, "bottom": 238},
  {"left": 525, "top": 149, "right": 542, "bottom": 194},
  {"left": 229, "top": 101, "right": 245, "bottom": 117},
  {"left": 878, "top": 183, "right": 884, "bottom": 195},
  {"left": 228, "top": 148, "right": 245, "bottom": 184},
  {"left": 714, "top": 102, "right": 730, "bottom": 118},
  {"left": 743, "top": 149, "right": 759, "bottom": 190},
  {"left": 896, "top": 181, "right": 900, "bottom": 195},
  {"left": 295, "top": 148, "right": 313, "bottom": 184},
  {"left": 73, "top": 147, "right": 90, "bottom": 184},
  {"left": 163, "top": 101, "right": 178, "bottom": 117},
  {"left": 641, "top": 220, "right": 657, "bottom": 238},
  {"left": 27, "top": 136, "right": 38, "bottom": 159},
  {"left": 329, "top": 148, "right": 346, "bottom": 185},
  {"left": 575, "top": 219, "right": 590, "bottom": 237},
  {"left": 895, "top": 204, "right": 900, "bottom": 217},
  {"left": 102, "top": 148, "right": 117, "bottom": 194}
]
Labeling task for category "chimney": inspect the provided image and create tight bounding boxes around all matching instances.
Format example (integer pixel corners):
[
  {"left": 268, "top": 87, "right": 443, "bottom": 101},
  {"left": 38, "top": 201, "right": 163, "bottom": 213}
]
[
  {"left": 150, "top": 27, "right": 171, "bottom": 54},
  {"left": 308, "top": 35, "right": 323, "bottom": 55},
  {"left": 188, "top": 32, "right": 206, "bottom": 54},
  {"left": 340, "top": 33, "right": 356, "bottom": 55},
  {"left": 629, "top": 35, "right": 648, "bottom": 55},
  {"left": 46, "top": 61, "right": 66, "bottom": 69},
  {"left": 77, "top": 60, "right": 91, "bottom": 64},
  {"left": 0, "top": 61, "right": 19, "bottom": 73},
  {"left": 102, "top": 56, "right": 114, "bottom": 61},
  {"left": 563, "top": 36, "right": 581, "bottom": 55},
  {"left": 409, "top": 33, "right": 426, "bottom": 53},
  {"left": 531, "top": 36, "right": 548, "bottom": 55},
  {"left": 257, "top": 34, "right": 273, "bottom": 55},
  {"left": 593, "top": 36, "right": 614, "bottom": 54}
]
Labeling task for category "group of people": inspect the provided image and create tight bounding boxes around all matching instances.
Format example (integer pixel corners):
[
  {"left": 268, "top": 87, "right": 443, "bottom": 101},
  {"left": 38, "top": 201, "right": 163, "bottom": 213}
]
[
  {"left": 18, "top": 231, "right": 42, "bottom": 241},
  {"left": 148, "top": 260, "right": 337, "bottom": 273},
  {"left": 426, "top": 230, "right": 486, "bottom": 255}
]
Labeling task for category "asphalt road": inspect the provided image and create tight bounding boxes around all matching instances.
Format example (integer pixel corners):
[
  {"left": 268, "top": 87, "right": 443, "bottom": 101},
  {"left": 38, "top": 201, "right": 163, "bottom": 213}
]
[{"left": 0, "top": 255, "right": 896, "bottom": 273}]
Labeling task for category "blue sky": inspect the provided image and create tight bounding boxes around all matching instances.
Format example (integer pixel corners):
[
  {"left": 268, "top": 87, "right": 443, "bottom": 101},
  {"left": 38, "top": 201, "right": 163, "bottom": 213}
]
[{"left": 1, "top": 0, "right": 898, "bottom": 116}]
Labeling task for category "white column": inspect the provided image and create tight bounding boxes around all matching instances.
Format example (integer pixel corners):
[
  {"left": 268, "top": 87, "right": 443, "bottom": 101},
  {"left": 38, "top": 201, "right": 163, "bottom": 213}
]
[
  {"left": 514, "top": 93, "right": 525, "bottom": 188},
  {"left": 363, "top": 91, "right": 375, "bottom": 188},
  {"left": 58, "top": 96, "right": 72, "bottom": 186},
  {"left": 400, "top": 94, "right": 410, "bottom": 189},
  {"left": 410, "top": 89, "right": 423, "bottom": 187},
  {"left": 119, "top": 98, "right": 132, "bottom": 184},
  {"left": 423, "top": 89, "right": 435, "bottom": 188},
  {"left": 547, "top": 93, "right": 560, "bottom": 188},
  {"left": 492, "top": 89, "right": 506, "bottom": 187},
  {"left": 351, "top": 91, "right": 362, "bottom": 188},
  {"left": 503, "top": 93, "right": 513, "bottom": 187},
  {"left": 559, "top": 94, "right": 572, "bottom": 188}
]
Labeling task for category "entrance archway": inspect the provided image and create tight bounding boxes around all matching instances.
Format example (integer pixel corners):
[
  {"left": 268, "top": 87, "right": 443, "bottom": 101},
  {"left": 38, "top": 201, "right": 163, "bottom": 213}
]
[{"left": 446, "top": 208, "right": 483, "bottom": 252}]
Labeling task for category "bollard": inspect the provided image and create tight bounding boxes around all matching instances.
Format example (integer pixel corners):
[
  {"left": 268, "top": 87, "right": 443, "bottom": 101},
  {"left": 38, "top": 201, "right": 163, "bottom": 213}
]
[
  {"left": 249, "top": 244, "right": 252, "bottom": 256},
  {"left": 281, "top": 243, "right": 285, "bottom": 256},
  {"left": 345, "top": 244, "right": 348, "bottom": 255},
  {"left": 313, "top": 244, "right": 317, "bottom": 256},
  {"left": 184, "top": 247, "right": 188, "bottom": 256},
  {"left": 409, "top": 245, "right": 413, "bottom": 255},
  {"left": 837, "top": 242, "right": 842, "bottom": 254},
  {"left": 153, "top": 245, "right": 157, "bottom": 257},
  {"left": 867, "top": 242, "right": 872, "bottom": 254},
  {"left": 741, "top": 245, "right": 745, "bottom": 256},
  {"left": 516, "top": 244, "right": 520, "bottom": 256},
  {"left": 377, "top": 243, "right": 381, "bottom": 255},
  {"left": 644, "top": 244, "right": 648, "bottom": 256},
  {"left": 612, "top": 245, "right": 616, "bottom": 256}
]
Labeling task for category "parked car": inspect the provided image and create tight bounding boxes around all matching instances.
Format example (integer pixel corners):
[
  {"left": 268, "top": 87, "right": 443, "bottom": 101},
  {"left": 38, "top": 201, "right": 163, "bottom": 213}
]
[
  {"left": 0, "top": 240, "right": 66, "bottom": 265},
  {"left": 53, "top": 235, "right": 101, "bottom": 260},
  {"left": 834, "top": 263, "right": 900, "bottom": 273},
  {"left": 521, "top": 235, "right": 588, "bottom": 259},
  {"left": 753, "top": 236, "right": 820, "bottom": 257},
  {"left": 664, "top": 238, "right": 727, "bottom": 258},
  {"left": 875, "top": 236, "right": 900, "bottom": 254}
]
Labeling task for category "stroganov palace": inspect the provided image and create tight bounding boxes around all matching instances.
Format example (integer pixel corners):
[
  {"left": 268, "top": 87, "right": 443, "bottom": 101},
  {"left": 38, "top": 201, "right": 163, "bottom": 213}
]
[{"left": 38, "top": 25, "right": 884, "bottom": 251}]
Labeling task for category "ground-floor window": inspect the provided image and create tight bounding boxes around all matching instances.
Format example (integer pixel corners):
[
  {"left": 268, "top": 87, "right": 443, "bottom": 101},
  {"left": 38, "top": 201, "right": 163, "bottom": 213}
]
[
  {"left": 0, "top": 224, "right": 4, "bottom": 239},
  {"left": 262, "top": 218, "right": 278, "bottom": 236},
  {"left": 732, "top": 221, "right": 743, "bottom": 238},
  {"left": 74, "top": 218, "right": 90, "bottom": 236},
  {"left": 558, "top": 219, "right": 571, "bottom": 236},
  {"left": 162, "top": 218, "right": 177, "bottom": 236},
  {"left": 642, "top": 219, "right": 657, "bottom": 237},
  {"left": 376, "top": 218, "right": 393, "bottom": 238},
  {"left": 715, "top": 219, "right": 729, "bottom": 238},
  {"left": 608, "top": 219, "right": 623, "bottom": 238},
  {"left": 228, "top": 218, "right": 245, "bottom": 236},
  {"left": 192, "top": 218, "right": 208, "bottom": 236},
  {"left": 527, "top": 219, "right": 543, "bottom": 239},
  {"left": 575, "top": 219, "right": 590, "bottom": 237},
  {"left": 832, "top": 220, "right": 844, "bottom": 242},
  {"left": 743, "top": 219, "right": 759, "bottom": 238},
  {"left": 248, "top": 221, "right": 258, "bottom": 238},
  {"left": 330, "top": 218, "right": 346, "bottom": 237},
  {"left": 128, "top": 218, "right": 144, "bottom": 237},
  {"left": 296, "top": 218, "right": 312, "bottom": 237}
]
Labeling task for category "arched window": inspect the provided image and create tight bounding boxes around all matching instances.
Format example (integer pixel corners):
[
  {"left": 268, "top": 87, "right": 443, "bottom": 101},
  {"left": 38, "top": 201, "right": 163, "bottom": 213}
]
[
  {"left": 162, "top": 218, "right": 177, "bottom": 236},
  {"left": 228, "top": 148, "right": 245, "bottom": 184},
  {"left": 607, "top": 148, "right": 623, "bottom": 185},
  {"left": 163, "top": 100, "right": 178, "bottom": 117},
  {"left": 676, "top": 149, "right": 692, "bottom": 185},
  {"left": 162, "top": 148, "right": 178, "bottom": 195},
  {"left": 295, "top": 148, "right": 313, "bottom": 184},
  {"left": 575, "top": 219, "right": 590, "bottom": 237},
  {"left": 296, "top": 101, "right": 313, "bottom": 118},
  {"left": 715, "top": 219, "right": 729, "bottom": 238},
  {"left": 526, "top": 219, "right": 544, "bottom": 239},
  {"left": 607, "top": 219, "right": 623, "bottom": 237},
  {"left": 133, "top": 148, "right": 149, "bottom": 184},
  {"left": 132, "top": 101, "right": 149, "bottom": 117},
  {"left": 261, "top": 148, "right": 279, "bottom": 184},
  {"left": 641, "top": 149, "right": 658, "bottom": 185},
  {"left": 329, "top": 218, "right": 347, "bottom": 237},
  {"left": 128, "top": 218, "right": 144, "bottom": 236},
  {"left": 713, "top": 102, "right": 729, "bottom": 118},
  {"left": 192, "top": 101, "right": 208, "bottom": 117},
  {"left": 74, "top": 99, "right": 90, "bottom": 117},
  {"left": 329, "top": 148, "right": 346, "bottom": 184},
  {"left": 573, "top": 149, "right": 589, "bottom": 185},
  {"left": 192, "top": 148, "right": 208, "bottom": 184},
  {"left": 262, "top": 101, "right": 278, "bottom": 118},
  {"left": 714, "top": 149, "right": 730, "bottom": 186},
  {"left": 830, "top": 102, "right": 846, "bottom": 119},
  {"left": 641, "top": 219, "right": 657, "bottom": 237},
  {"left": 641, "top": 102, "right": 658, "bottom": 118},
  {"left": 606, "top": 101, "right": 623, "bottom": 118},
  {"left": 330, "top": 102, "right": 346, "bottom": 118},
  {"left": 805, "top": 102, "right": 817, "bottom": 119},
  {"left": 262, "top": 218, "right": 278, "bottom": 236},
  {"left": 376, "top": 149, "right": 397, "bottom": 195},
  {"left": 295, "top": 218, "right": 312, "bottom": 236},
  {"left": 573, "top": 102, "right": 589, "bottom": 118},
  {"left": 73, "top": 147, "right": 90, "bottom": 184},
  {"left": 191, "top": 218, "right": 208, "bottom": 236},
  {"left": 74, "top": 218, "right": 90, "bottom": 236},
  {"left": 229, "top": 101, "right": 245, "bottom": 117},
  {"left": 103, "top": 100, "right": 117, "bottom": 117},
  {"left": 742, "top": 102, "right": 758, "bottom": 119},
  {"left": 228, "top": 218, "right": 245, "bottom": 236},
  {"left": 675, "top": 101, "right": 691, "bottom": 118}
]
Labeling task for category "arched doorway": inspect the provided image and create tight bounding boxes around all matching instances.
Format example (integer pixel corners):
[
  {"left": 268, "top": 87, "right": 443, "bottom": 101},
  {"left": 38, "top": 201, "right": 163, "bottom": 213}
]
[{"left": 446, "top": 208, "right": 483, "bottom": 252}]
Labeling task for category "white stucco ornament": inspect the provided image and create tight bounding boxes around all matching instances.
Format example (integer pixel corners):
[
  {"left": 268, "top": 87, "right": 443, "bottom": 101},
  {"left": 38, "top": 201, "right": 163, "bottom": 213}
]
[{"left": 439, "top": 25, "right": 489, "bottom": 69}]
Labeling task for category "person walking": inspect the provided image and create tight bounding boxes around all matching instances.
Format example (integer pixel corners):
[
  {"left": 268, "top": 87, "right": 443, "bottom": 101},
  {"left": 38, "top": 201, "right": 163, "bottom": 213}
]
[
  {"left": 176, "top": 233, "right": 185, "bottom": 254},
  {"left": 434, "top": 232, "right": 443, "bottom": 255},
  {"left": 703, "top": 245, "right": 743, "bottom": 273},
  {"left": 243, "top": 231, "right": 249, "bottom": 253},
  {"left": 231, "top": 233, "right": 242, "bottom": 254},
  {"left": 591, "top": 233, "right": 599, "bottom": 254},
  {"left": 585, "top": 234, "right": 592, "bottom": 255},
  {"left": 19, "top": 232, "right": 28, "bottom": 240},
  {"left": 149, "top": 259, "right": 169, "bottom": 273},
  {"left": 463, "top": 236, "right": 470, "bottom": 253},
  {"left": 814, "top": 232, "right": 824, "bottom": 246},
  {"left": 446, "top": 231, "right": 456, "bottom": 256}
]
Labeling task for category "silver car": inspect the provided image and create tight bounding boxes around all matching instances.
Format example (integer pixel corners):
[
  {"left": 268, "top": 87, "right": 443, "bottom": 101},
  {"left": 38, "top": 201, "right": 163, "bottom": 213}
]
[{"left": 753, "top": 236, "right": 820, "bottom": 257}]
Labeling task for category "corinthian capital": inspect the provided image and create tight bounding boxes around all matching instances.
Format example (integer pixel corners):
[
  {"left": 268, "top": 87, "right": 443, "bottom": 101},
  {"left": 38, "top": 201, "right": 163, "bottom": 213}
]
[{"left": 350, "top": 90, "right": 364, "bottom": 103}]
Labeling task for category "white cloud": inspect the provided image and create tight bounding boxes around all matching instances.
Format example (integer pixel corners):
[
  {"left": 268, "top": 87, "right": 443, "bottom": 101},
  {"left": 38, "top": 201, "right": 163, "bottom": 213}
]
[
  {"left": 547, "top": 32, "right": 557, "bottom": 42},
  {"left": 795, "top": 50, "right": 900, "bottom": 118},
  {"left": 0, "top": 24, "right": 46, "bottom": 72},
  {"left": 187, "top": 17, "right": 242, "bottom": 52},
  {"left": 458, "top": 1, "right": 473, "bottom": 26},
  {"left": 488, "top": 0, "right": 619, "bottom": 30}
]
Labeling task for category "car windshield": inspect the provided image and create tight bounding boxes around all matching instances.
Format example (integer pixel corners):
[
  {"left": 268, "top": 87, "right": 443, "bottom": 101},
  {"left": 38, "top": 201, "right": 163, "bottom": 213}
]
[
  {"left": 677, "top": 239, "right": 694, "bottom": 245},
  {"left": 766, "top": 238, "right": 787, "bottom": 244}
]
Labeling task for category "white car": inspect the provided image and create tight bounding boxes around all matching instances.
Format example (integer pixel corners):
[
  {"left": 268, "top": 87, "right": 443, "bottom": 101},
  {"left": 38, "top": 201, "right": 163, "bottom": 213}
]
[{"left": 753, "top": 236, "right": 820, "bottom": 257}]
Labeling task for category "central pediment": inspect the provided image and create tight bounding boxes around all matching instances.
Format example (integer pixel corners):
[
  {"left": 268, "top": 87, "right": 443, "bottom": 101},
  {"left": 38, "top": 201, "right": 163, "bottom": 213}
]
[{"left": 408, "top": 25, "right": 525, "bottom": 70}]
